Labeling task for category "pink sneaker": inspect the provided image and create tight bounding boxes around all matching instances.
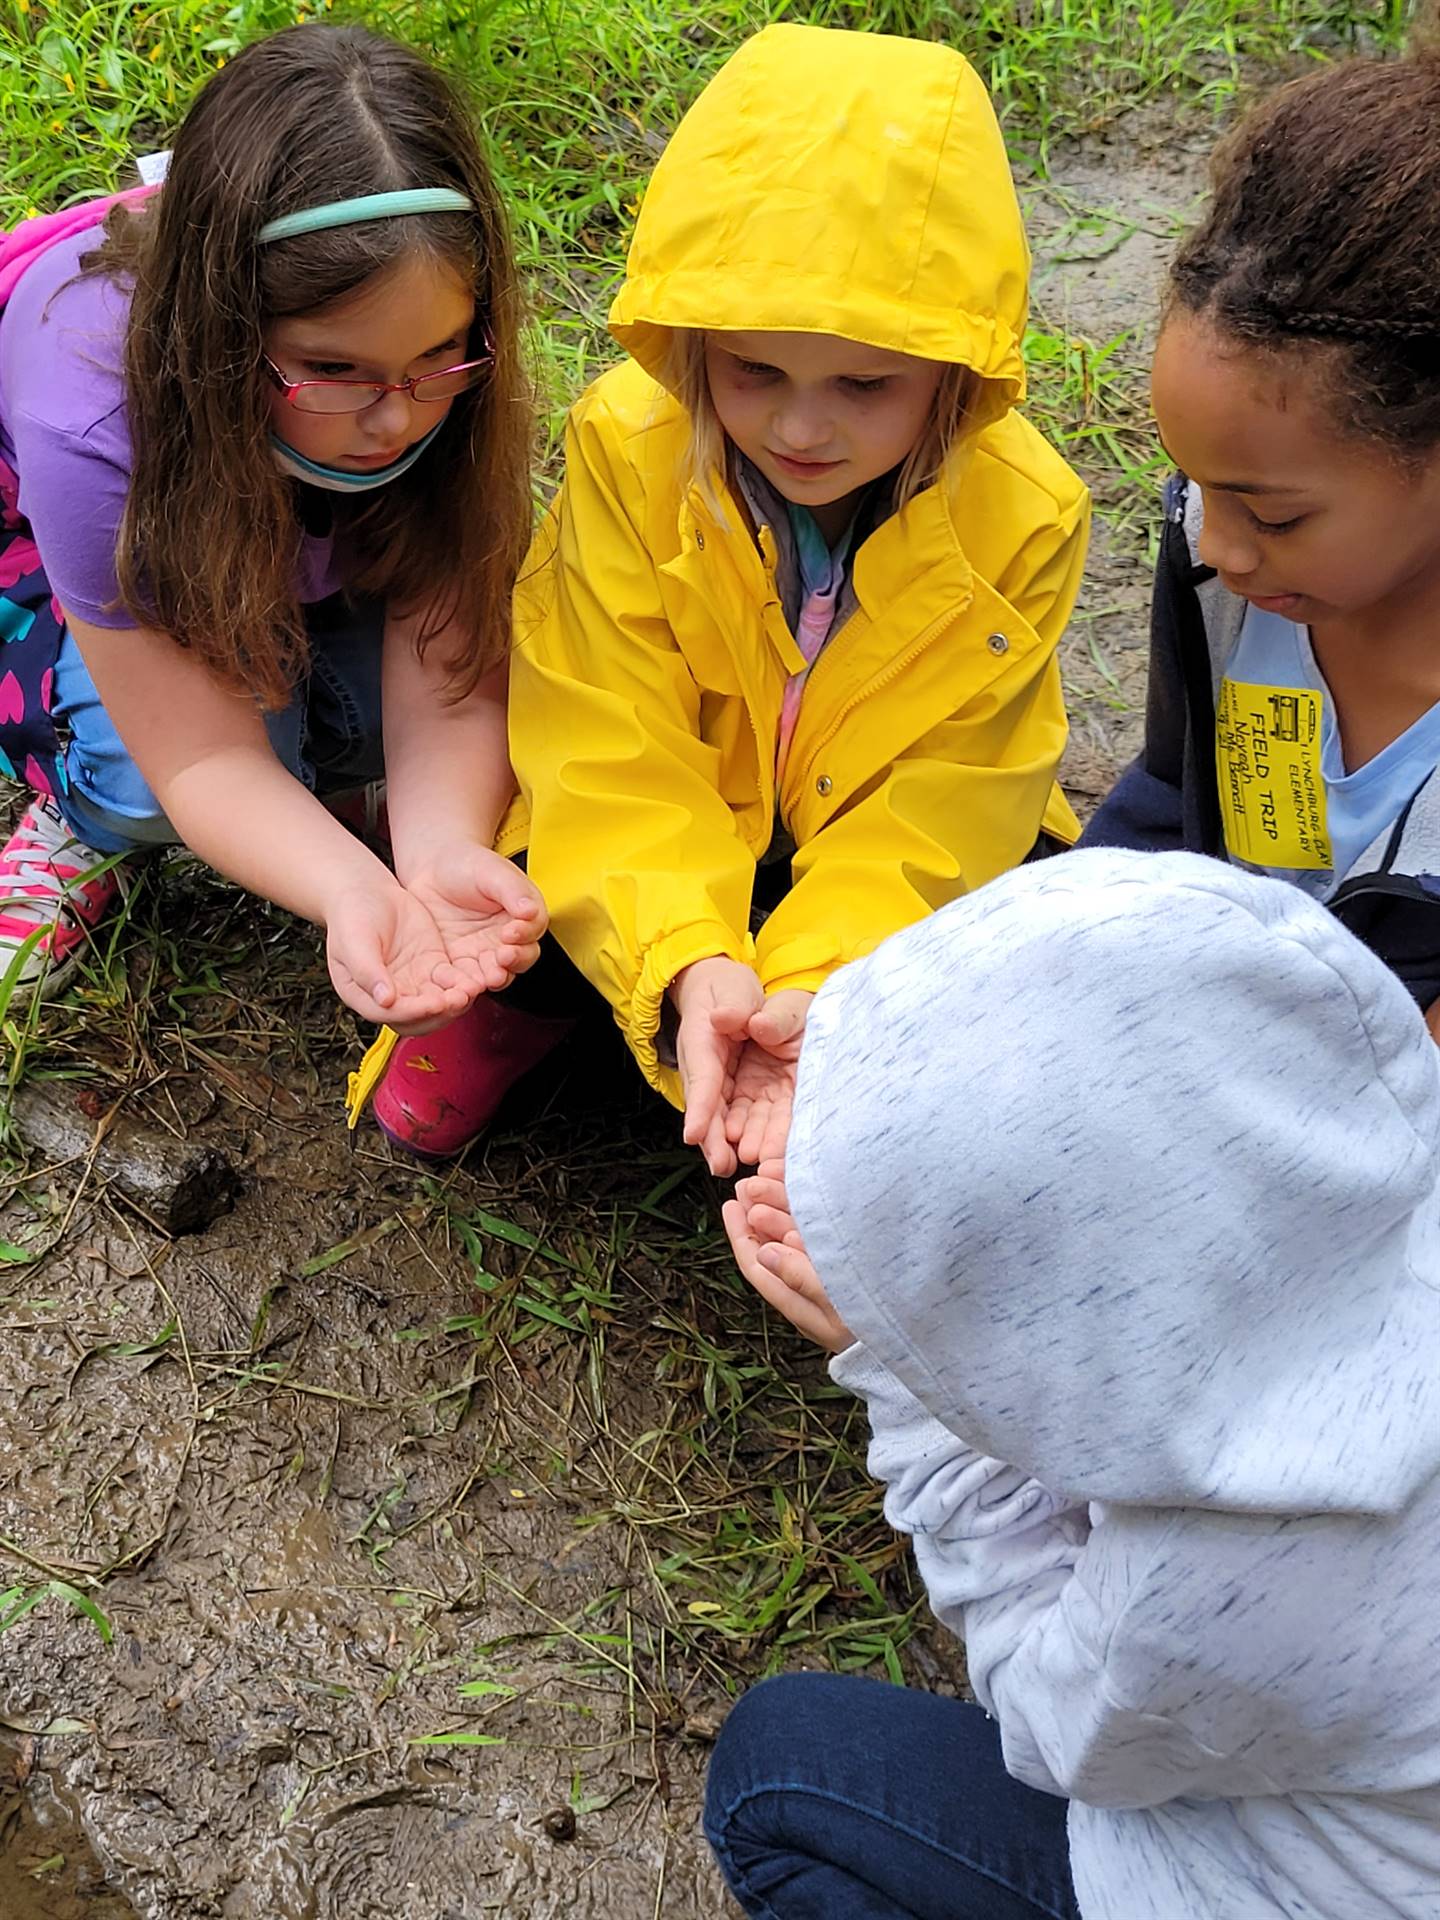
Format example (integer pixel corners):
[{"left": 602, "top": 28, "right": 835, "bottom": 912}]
[
  {"left": 372, "top": 995, "right": 574, "bottom": 1160},
  {"left": 0, "top": 796, "right": 129, "bottom": 1003}
]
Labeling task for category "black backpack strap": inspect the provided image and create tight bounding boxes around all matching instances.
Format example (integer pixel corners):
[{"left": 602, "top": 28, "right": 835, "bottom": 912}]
[
  {"left": 1153, "top": 473, "right": 1225, "bottom": 856},
  {"left": 1377, "top": 777, "right": 1428, "bottom": 875}
]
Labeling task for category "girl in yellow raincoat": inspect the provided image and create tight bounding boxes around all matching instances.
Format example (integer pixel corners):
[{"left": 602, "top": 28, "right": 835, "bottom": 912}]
[{"left": 373, "top": 23, "right": 1090, "bottom": 1165}]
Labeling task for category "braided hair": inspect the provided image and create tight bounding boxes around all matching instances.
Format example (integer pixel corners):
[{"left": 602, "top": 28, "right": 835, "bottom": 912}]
[{"left": 1170, "top": 21, "right": 1440, "bottom": 453}]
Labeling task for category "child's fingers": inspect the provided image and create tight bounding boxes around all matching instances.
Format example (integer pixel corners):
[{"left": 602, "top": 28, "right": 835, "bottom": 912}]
[
  {"left": 757, "top": 1240, "right": 822, "bottom": 1295},
  {"left": 421, "top": 976, "right": 474, "bottom": 1017},
  {"left": 747, "top": 1201, "right": 797, "bottom": 1245},
  {"left": 476, "top": 939, "right": 530, "bottom": 977},
  {"left": 736, "top": 1100, "right": 771, "bottom": 1170},
  {"left": 755, "top": 1097, "right": 793, "bottom": 1168},
  {"left": 475, "top": 953, "right": 512, "bottom": 994},
  {"left": 334, "top": 969, "right": 440, "bottom": 1030},
  {"left": 710, "top": 1000, "right": 757, "bottom": 1038},
  {"left": 468, "top": 851, "right": 544, "bottom": 924},
  {"left": 724, "top": 1200, "right": 796, "bottom": 1303},
  {"left": 738, "top": 1082, "right": 792, "bottom": 1169},
  {"left": 686, "top": 1079, "right": 736, "bottom": 1174},
  {"left": 426, "top": 956, "right": 470, "bottom": 993},
  {"left": 701, "top": 1109, "right": 738, "bottom": 1177},
  {"left": 330, "top": 945, "right": 406, "bottom": 1025},
  {"left": 682, "top": 1070, "right": 722, "bottom": 1147},
  {"left": 733, "top": 1212, "right": 842, "bottom": 1348},
  {"left": 721, "top": 1195, "right": 752, "bottom": 1257},
  {"left": 390, "top": 984, "right": 465, "bottom": 1028},
  {"left": 724, "top": 1093, "right": 753, "bottom": 1146},
  {"left": 736, "top": 1175, "right": 788, "bottom": 1211},
  {"left": 332, "top": 978, "right": 392, "bottom": 1025},
  {"left": 680, "top": 1020, "right": 730, "bottom": 1142},
  {"left": 499, "top": 917, "right": 545, "bottom": 950},
  {"left": 451, "top": 953, "right": 494, "bottom": 994},
  {"left": 728, "top": 1215, "right": 795, "bottom": 1300},
  {"left": 748, "top": 997, "right": 807, "bottom": 1051}
]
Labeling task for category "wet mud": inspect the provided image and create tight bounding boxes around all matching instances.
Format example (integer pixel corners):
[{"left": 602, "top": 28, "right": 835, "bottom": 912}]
[{"left": 2, "top": 1095, "right": 731, "bottom": 1918}]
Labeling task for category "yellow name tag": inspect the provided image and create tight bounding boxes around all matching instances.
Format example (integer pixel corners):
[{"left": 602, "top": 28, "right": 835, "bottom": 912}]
[{"left": 1216, "top": 679, "right": 1333, "bottom": 871}]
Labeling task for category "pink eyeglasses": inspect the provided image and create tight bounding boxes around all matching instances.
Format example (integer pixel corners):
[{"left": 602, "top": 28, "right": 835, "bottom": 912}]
[{"left": 264, "top": 340, "right": 495, "bottom": 416}]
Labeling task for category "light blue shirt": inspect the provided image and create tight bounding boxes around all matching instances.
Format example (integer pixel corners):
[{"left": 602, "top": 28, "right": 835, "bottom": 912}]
[{"left": 1222, "top": 604, "right": 1440, "bottom": 899}]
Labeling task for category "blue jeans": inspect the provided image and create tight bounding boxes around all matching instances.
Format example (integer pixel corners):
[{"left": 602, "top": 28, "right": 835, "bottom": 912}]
[
  {"left": 704, "top": 1674, "right": 1082, "bottom": 1920},
  {"left": 50, "top": 593, "right": 387, "bottom": 854}
]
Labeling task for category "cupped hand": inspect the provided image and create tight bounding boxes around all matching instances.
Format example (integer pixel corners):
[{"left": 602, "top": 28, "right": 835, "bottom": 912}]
[
  {"left": 325, "top": 877, "right": 478, "bottom": 1033},
  {"left": 403, "top": 844, "right": 547, "bottom": 995},
  {"left": 671, "top": 956, "right": 766, "bottom": 1175},
  {"left": 723, "top": 1163, "right": 853, "bottom": 1354},
  {"left": 724, "top": 990, "right": 813, "bottom": 1168}
]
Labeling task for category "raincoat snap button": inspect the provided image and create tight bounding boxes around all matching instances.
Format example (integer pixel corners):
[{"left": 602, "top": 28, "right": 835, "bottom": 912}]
[
  {"left": 986, "top": 631, "right": 1009, "bottom": 655},
  {"left": 816, "top": 774, "right": 833, "bottom": 797},
  {"left": 695, "top": 531, "right": 705, "bottom": 551}
]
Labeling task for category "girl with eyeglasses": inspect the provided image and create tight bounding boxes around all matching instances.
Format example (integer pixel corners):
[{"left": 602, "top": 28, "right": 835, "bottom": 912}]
[{"left": 0, "top": 23, "right": 545, "bottom": 1052}]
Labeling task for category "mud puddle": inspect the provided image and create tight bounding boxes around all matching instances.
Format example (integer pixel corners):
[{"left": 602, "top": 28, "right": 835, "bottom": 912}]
[{"left": 1, "top": 1745, "right": 137, "bottom": 1919}]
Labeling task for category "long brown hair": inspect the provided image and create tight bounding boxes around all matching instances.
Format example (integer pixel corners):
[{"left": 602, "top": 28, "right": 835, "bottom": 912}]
[
  {"left": 87, "top": 23, "right": 532, "bottom": 706},
  {"left": 1168, "top": 23, "right": 1440, "bottom": 456}
]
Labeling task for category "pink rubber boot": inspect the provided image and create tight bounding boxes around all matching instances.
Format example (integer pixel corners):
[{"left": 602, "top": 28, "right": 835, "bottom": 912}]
[{"left": 372, "top": 995, "right": 574, "bottom": 1160}]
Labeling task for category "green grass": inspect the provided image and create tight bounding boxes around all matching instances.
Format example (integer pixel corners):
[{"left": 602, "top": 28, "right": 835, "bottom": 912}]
[{"left": 0, "top": 0, "right": 1415, "bottom": 459}]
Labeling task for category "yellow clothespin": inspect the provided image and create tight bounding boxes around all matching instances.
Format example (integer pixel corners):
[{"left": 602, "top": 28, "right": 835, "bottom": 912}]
[{"left": 346, "top": 1025, "right": 400, "bottom": 1133}]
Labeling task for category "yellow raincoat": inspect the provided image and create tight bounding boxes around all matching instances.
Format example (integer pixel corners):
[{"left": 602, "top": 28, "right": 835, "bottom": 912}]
[{"left": 508, "top": 24, "right": 1089, "bottom": 1108}]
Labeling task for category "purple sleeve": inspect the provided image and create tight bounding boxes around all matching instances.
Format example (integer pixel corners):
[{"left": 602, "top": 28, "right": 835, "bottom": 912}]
[
  {"left": 10, "top": 406, "right": 138, "bottom": 629},
  {"left": 0, "top": 235, "right": 141, "bottom": 629}
]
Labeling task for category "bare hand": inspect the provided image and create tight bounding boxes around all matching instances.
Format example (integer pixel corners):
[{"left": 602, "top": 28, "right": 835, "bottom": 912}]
[
  {"left": 724, "top": 990, "right": 813, "bottom": 1168},
  {"left": 671, "top": 957, "right": 766, "bottom": 1174},
  {"left": 724, "top": 1162, "right": 853, "bottom": 1354},
  {"left": 325, "top": 878, "right": 477, "bottom": 1034},
  {"left": 403, "top": 845, "right": 546, "bottom": 994}
]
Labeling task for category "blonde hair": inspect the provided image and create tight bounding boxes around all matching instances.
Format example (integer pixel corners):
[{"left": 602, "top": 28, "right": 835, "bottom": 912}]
[{"left": 660, "top": 330, "right": 975, "bottom": 517}]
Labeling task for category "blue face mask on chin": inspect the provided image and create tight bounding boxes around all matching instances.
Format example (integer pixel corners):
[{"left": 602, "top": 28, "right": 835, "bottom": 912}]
[{"left": 270, "top": 417, "right": 444, "bottom": 494}]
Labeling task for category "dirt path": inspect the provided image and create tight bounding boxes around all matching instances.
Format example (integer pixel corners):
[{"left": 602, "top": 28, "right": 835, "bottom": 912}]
[
  {"left": 0, "top": 138, "right": 1194, "bottom": 1920},
  {"left": 1027, "top": 124, "right": 1207, "bottom": 812}
]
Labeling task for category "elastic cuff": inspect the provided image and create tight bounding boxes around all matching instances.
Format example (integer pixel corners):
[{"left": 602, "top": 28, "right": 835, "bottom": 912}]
[
  {"left": 629, "top": 924, "right": 755, "bottom": 1108},
  {"left": 828, "top": 1341, "right": 885, "bottom": 1395}
]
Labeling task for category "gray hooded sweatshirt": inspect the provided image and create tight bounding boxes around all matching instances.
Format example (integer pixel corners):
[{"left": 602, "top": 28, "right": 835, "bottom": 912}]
[{"left": 787, "top": 848, "right": 1440, "bottom": 1920}]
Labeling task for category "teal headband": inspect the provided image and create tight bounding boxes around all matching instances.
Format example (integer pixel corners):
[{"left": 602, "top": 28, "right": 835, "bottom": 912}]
[{"left": 257, "top": 187, "right": 473, "bottom": 246}]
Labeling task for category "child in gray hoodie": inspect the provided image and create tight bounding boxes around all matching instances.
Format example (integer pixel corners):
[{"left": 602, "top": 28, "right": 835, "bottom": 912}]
[{"left": 710, "top": 848, "right": 1440, "bottom": 1920}]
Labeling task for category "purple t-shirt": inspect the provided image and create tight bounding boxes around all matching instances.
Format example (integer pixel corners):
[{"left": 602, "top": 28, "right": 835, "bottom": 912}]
[{"left": 0, "top": 224, "right": 342, "bottom": 627}]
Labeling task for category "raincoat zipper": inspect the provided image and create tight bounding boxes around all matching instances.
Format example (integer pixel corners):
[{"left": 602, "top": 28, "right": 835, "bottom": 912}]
[{"left": 789, "top": 599, "right": 969, "bottom": 811}]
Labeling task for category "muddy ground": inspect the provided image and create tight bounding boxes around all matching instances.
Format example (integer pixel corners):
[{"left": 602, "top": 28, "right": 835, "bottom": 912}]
[{"left": 0, "top": 135, "right": 1194, "bottom": 1920}]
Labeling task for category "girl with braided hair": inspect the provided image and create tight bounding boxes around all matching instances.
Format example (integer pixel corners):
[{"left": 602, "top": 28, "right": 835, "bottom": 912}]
[{"left": 1084, "top": 23, "right": 1440, "bottom": 1023}]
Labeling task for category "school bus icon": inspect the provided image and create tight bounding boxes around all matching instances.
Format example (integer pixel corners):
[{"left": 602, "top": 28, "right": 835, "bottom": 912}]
[{"left": 1268, "top": 692, "right": 1302, "bottom": 743}]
